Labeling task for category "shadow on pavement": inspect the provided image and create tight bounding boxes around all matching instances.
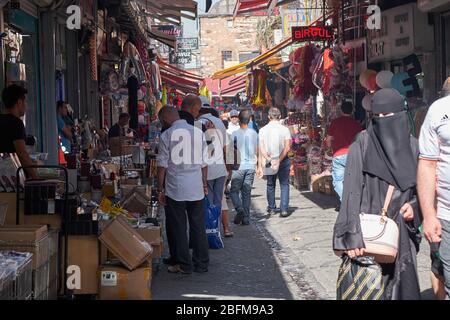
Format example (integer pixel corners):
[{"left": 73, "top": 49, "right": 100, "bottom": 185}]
[
  {"left": 151, "top": 203, "right": 296, "bottom": 300},
  {"left": 301, "top": 192, "right": 337, "bottom": 210}
]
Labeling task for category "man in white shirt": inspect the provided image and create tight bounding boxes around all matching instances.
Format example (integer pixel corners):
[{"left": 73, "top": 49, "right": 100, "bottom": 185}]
[
  {"left": 198, "top": 101, "right": 228, "bottom": 206},
  {"left": 157, "top": 106, "right": 209, "bottom": 274},
  {"left": 227, "top": 110, "right": 240, "bottom": 135},
  {"left": 258, "top": 108, "right": 292, "bottom": 218},
  {"left": 418, "top": 79, "right": 450, "bottom": 299}
]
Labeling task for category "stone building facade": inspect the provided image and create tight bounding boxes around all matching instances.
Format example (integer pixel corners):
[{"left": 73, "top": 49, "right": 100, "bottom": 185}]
[{"left": 199, "top": 0, "right": 261, "bottom": 77}]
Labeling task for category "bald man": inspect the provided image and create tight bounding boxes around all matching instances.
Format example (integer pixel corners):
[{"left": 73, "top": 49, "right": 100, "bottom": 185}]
[
  {"left": 157, "top": 105, "right": 210, "bottom": 274},
  {"left": 159, "top": 105, "right": 180, "bottom": 131},
  {"left": 179, "top": 94, "right": 202, "bottom": 126}
]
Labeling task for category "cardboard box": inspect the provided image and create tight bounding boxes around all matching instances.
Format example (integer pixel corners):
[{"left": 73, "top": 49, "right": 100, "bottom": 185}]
[
  {"left": 0, "top": 225, "right": 49, "bottom": 269},
  {"left": 66, "top": 235, "right": 99, "bottom": 295},
  {"left": 99, "top": 264, "right": 152, "bottom": 300},
  {"left": 121, "top": 185, "right": 151, "bottom": 199},
  {"left": 23, "top": 214, "right": 62, "bottom": 230},
  {"left": 0, "top": 193, "right": 23, "bottom": 226},
  {"left": 121, "top": 190, "right": 150, "bottom": 214},
  {"left": 136, "top": 227, "right": 162, "bottom": 259},
  {"left": 98, "top": 215, "right": 152, "bottom": 270},
  {"left": 0, "top": 225, "right": 48, "bottom": 242}
]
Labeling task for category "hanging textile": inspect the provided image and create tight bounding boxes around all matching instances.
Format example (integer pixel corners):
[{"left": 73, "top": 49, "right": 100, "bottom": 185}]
[
  {"left": 162, "top": 86, "right": 168, "bottom": 105},
  {"left": 251, "top": 69, "right": 267, "bottom": 107},
  {"left": 89, "top": 33, "right": 98, "bottom": 81}
]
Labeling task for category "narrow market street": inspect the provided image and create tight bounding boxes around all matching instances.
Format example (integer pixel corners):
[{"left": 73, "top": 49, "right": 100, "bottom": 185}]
[{"left": 153, "top": 179, "right": 435, "bottom": 300}]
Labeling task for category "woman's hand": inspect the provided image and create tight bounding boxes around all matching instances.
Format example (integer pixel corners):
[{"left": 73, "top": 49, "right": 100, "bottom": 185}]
[
  {"left": 346, "top": 248, "right": 366, "bottom": 259},
  {"left": 400, "top": 203, "right": 414, "bottom": 222}
]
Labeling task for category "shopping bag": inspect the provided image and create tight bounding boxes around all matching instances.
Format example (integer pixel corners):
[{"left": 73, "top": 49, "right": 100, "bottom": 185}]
[
  {"left": 336, "top": 256, "right": 385, "bottom": 300},
  {"left": 204, "top": 198, "right": 224, "bottom": 249}
]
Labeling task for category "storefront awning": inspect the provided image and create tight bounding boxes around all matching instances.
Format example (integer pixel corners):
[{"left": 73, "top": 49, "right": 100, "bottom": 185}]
[
  {"left": 212, "top": 37, "right": 293, "bottom": 79},
  {"left": 117, "top": 0, "right": 149, "bottom": 43},
  {"left": 204, "top": 76, "right": 246, "bottom": 97},
  {"left": 147, "top": 29, "right": 177, "bottom": 48},
  {"left": 233, "top": 0, "right": 275, "bottom": 16},
  {"left": 158, "top": 58, "right": 204, "bottom": 82},
  {"left": 137, "top": 0, "right": 198, "bottom": 25},
  {"left": 212, "top": 10, "right": 337, "bottom": 80},
  {"left": 161, "top": 71, "right": 200, "bottom": 94}
]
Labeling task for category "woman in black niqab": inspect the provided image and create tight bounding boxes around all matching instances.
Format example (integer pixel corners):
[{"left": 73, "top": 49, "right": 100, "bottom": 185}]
[{"left": 333, "top": 88, "right": 422, "bottom": 300}]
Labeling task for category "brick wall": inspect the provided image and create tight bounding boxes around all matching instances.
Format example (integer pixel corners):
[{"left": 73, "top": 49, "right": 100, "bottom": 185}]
[{"left": 199, "top": 16, "right": 261, "bottom": 77}]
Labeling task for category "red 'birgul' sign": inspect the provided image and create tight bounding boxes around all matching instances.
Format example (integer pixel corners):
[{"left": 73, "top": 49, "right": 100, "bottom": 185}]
[{"left": 292, "top": 26, "right": 334, "bottom": 42}]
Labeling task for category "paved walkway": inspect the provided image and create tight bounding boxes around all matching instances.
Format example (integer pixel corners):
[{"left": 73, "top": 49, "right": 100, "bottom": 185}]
[{"left": 152, "top": 178, "right": 434, "bottom": 300}]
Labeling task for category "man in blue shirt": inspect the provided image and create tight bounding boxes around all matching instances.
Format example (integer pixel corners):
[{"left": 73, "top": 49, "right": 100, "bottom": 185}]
[
  {"left": 230, "top": 110, "right": 259, "bottom": 226},
  {"left": 57, "top": 101, "right": 72, "bottom": 154}
]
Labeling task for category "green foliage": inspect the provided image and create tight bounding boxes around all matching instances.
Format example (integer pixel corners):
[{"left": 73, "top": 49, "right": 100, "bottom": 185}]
[{"left": 256, "top": 15, "right": 282, "bottom": 50}]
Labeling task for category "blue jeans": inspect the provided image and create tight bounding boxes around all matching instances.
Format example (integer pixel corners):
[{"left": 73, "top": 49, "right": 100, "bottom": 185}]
[
  {"left": 230, "top": 169, "right": 256, "bottom": 220},
  {"left": 207, "top": 176, "right": 226, "bottom": 208},
  {"left": 332, "top": 154, "right": 348, "bottom": 202},
  {"left": 267, "top": 158, "right": 291, "bottom": 212}
]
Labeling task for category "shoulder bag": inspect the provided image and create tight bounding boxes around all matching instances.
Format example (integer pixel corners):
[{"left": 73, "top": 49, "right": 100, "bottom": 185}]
[{"left": 359, "top": 185, "right": 399, "bottom": 264}]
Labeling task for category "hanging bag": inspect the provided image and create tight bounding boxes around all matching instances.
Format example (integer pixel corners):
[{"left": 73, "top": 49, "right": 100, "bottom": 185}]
[
  {"left": 359, "top": 185, "right": 400, "bottom": 263},
  {"left": 337, "top": 256, "right": 385, "bottom": 300},
  {"left": 334, "top": 186, "right": 400, "bottom": 264},
  {"left": 204, "top": 197, "right": 224, "bottom": 249}
]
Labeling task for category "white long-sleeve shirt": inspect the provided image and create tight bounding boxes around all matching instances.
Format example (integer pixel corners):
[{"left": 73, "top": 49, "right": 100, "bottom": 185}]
[{"left": 157, "top": 120, "right": 208, "bottom": 202}]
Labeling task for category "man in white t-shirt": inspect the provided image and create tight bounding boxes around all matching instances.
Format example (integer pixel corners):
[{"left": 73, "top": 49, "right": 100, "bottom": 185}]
[
  {"left": 418, "top": 80, "right": 450, "bottom": 299},
  {"left": 227, "top": 110, "right": 240, "bottom": 135},
  {"left": 198, "top": 99, "right": 228, "bottom": 209},
  {"left": 258, "top": 108, "right": 292, "bottom": 218}
]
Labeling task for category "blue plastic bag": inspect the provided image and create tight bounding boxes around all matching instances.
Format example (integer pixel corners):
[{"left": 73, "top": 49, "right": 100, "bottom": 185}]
[{"left": 204, "top": 198, "right": 224, "bottom": 249}]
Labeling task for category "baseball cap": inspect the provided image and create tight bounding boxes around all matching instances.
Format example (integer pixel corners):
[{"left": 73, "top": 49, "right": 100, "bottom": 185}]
[
  {"left": 230, "top": 110, "right": 239, "bottom": 118},
  {"left": 200, "top": 96, "right": 211, "bottom": 108}
]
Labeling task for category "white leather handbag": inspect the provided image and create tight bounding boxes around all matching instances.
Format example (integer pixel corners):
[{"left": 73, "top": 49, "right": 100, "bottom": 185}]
[{"left": 360, "top": 185, "right": 399, "bottom": 264}]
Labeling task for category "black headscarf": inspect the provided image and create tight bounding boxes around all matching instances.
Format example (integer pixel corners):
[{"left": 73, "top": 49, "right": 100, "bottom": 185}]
[{"left": 363, "top": 89, "right": 417, "bottom": 191}]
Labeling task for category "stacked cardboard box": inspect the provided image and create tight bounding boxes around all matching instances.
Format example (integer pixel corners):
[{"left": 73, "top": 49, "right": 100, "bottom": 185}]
[
  {"left": 0, "top": 225, "right": 50, "bottom": 299},
  {"left": 98, "top": 215, "right": 153, "bottom": 300}
]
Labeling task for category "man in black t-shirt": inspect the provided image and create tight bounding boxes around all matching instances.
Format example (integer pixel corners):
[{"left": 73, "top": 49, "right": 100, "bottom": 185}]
[
  {"left": 108, "top": 113, "right": 131, "bottom": 138},
  {"left": 0, "top": 84, "right": 38, "bottom": 179}
]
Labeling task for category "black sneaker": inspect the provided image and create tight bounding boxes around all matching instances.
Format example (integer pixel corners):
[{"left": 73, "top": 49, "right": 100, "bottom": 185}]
[
  {"left": 242, "top": 220, "right": 250, "bottom": 225},
  {"left": 234, "top": 210, "right": 244, "bottom": 225},
  {"left": 280, "top": 211, "right": 292, "bottom": 218},
  {"left": 193, "top": 266, "right": 208, "bottom": 273}
]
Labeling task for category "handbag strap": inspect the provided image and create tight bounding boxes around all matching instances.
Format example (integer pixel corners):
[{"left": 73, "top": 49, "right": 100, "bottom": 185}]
[{"left": 381, "top": 185, "right": 395, "bottom": 217}]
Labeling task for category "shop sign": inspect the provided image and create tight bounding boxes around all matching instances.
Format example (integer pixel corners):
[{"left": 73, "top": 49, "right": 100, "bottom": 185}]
[
  {"left": 280, "top": 1, "right": 323, "bottom": 38},
  {"left": 292, "top": 26, "right": 334, "bottom": 42},
  {"left": 170, "top": 49, "right": 192, "bottom": 65},
  {"left": 176, "top": 38, "right": 199, "bottom": 51},
  {"left": 152, "top": 25, "right": 182, "bottom": 37}
]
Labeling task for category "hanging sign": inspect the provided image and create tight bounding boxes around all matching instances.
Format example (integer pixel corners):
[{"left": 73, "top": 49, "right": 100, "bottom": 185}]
[
  {"left": 170, "top": 50, "right": 192, "bottom": 65},
  {"left": 152, "top": 25, "right": 182, "bottom": 37},
  {"left": 177, "top": 38, "right": 199, "bottom": 51},
  {"left": 291, "top": 26, "right": 334, "bottom": 42}
]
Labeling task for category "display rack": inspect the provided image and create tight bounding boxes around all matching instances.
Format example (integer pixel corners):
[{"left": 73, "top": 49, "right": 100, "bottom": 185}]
[{"left": 15, "top": 165, "right": 70, "bottom": 299}]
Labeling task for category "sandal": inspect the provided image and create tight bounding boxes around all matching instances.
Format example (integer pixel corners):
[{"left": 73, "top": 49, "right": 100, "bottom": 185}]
[{"left": 224, "top": 230, "right": 234, "bottom": 237}]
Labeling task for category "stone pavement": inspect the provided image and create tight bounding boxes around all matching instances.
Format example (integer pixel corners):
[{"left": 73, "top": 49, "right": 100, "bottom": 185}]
[{"left": 152, "top": 178, "right": 435, "bottom": 300}]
